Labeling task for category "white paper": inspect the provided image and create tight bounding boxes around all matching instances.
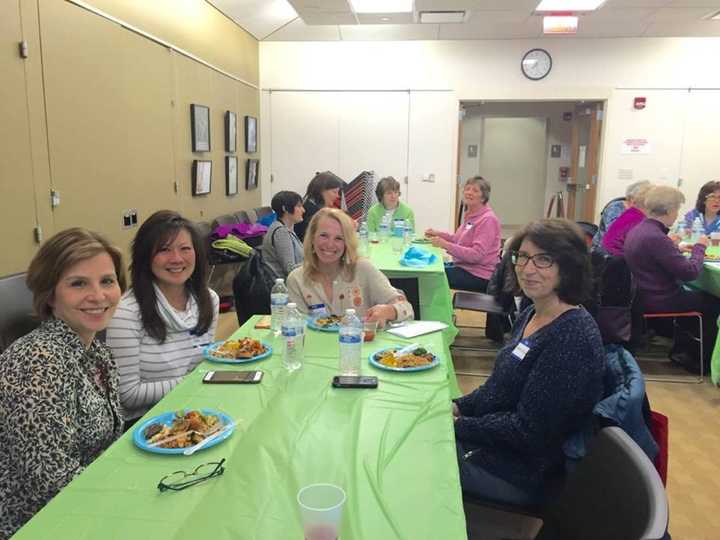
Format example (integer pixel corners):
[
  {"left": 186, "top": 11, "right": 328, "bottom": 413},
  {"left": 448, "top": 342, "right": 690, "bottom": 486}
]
[
  {"left": 621, "top": 138, "right": 652, "bottom": 154},
  {"left": 387, "top": 321, "right": 448, "bottom": 339},
  {"left": 578, "top": 145, "right": 587, "bottom": 168}
]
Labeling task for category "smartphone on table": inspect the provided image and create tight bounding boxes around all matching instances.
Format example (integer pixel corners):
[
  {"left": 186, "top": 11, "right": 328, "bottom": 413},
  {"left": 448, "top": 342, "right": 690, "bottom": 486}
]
[
  {"left": 203, "top": 370, "right": 263, "bottom": 384},
  {"left": 332, "top": 375, "right": 378, "bottom": 389}
]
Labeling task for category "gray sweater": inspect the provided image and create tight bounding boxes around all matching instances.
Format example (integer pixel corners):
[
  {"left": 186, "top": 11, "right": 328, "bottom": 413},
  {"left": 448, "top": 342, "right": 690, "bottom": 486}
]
[{"left": 262, "top": 220, "right": 304, "bottom": 280}]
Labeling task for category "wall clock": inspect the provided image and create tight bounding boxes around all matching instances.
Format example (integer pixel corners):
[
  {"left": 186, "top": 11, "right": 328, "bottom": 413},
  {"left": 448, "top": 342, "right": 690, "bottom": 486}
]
[{"left": 521, "top": 48, "right": 552, "bottom": 81}]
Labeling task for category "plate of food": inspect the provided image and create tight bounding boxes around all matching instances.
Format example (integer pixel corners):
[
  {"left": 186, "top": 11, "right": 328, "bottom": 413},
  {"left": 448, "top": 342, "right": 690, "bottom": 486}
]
[
  {"left": 369, "top": 346, "right": 439, "bottom": 372},
  {"left": 133, "top": 409, "right": 234, "bottom": 455},
  {"left": 704, "top": 253, "right": 720, "bottom": 261},
  {"left": 203, "top": 338, "right": 271, "bottom": 364},
  {"left": 307, "top": 314, "right": 342, "bottom": 332}
]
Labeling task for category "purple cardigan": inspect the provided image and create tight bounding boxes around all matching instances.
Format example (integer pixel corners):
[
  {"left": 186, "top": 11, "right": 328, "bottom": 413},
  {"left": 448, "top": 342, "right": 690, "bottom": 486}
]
[
  {"left": 624, "top": 218, "right": 706, "bottom": 312},
  {"left": 438, "top": 205, "right": 501, "bottom": 280},
  {"left": 601, "top": 206, "right": 645, "bottom": 256}
]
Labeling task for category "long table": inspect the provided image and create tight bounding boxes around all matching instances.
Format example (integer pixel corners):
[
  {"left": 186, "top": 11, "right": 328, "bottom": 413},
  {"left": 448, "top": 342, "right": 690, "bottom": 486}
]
[
  {"left": 366, "top": 241, "right": 461, "bottom": 397},
  {"left": 15, "top": 317, "right": 467, "bottom": 539}
]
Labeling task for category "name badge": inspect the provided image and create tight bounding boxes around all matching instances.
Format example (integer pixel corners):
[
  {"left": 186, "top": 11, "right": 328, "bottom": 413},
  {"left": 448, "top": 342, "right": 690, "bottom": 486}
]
[
  {"left": 309, "top": 303, "right": 328, "bottom": 316},
  {"left": 511, "top": 341, "right": 530, "bottom": 360},
  {"left": 465, "top": 222, "right": 473, "bottom": 230}
]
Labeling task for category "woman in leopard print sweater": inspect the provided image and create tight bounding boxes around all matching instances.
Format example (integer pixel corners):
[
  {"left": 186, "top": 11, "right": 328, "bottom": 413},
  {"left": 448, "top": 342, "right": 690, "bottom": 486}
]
[{"left": 0, "top": 229, "right": 126, "bottom": 539}]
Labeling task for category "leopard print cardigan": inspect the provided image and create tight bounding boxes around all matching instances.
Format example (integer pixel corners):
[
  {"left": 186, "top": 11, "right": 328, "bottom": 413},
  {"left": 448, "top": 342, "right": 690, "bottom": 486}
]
[{"left": 0, "top": 318, "right": 123, "bottom": 539}]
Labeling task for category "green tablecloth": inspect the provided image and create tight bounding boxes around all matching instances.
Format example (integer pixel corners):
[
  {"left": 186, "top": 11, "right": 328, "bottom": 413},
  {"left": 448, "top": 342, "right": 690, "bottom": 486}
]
[
  {"left": 366, "top": 241, "right": 460, "bottom": 397},
  {"left": 691, "top": 250, "right": 720, "bottom": 384},
  {"left": 15, "top": 318, "right": 466, "bottom": 539}
]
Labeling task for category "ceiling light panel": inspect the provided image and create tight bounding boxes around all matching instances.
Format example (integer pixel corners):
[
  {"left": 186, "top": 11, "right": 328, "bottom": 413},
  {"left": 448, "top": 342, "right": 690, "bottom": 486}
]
[
  {"left": 350, "top": 0, "right": 413, "bottom": 14},
  {"left": 419, "top": 11, "right": 467, "bottom": 23},
  {"left": 536, "top": 0, "right": 607, "bottom": 12}
]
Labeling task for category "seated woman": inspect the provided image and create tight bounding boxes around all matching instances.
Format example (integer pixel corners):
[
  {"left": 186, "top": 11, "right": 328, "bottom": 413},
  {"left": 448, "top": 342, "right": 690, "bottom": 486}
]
[
  {"left": 591, "top": 180, "right": 651, "bottom": 251},
  {"left": 601, "top": 181, "right": 653, "bottom": 256},
  {"left": 287, "top": 207, "right": 413, "bottom": 326},
  {"left": 295, "top": 171, "right": 344, "bottom": 241},
  {"left": 452, "top": 219, "right": 606, "bottom": 505},
  {"left": 106, "top": 210, "right": 219, "bottom": 423},
  {"left": 683, "top": 180, "right": 720, "bottom": 235},
  {"left": 425, "top": 176, "right": 501, "bottom": 292},
  {"left": 0, "top": 228, "right": 125, "bottom": 538},
  {"left": 625, "top": 186, "right": 718, "bottom": 373},
  {"left": 366, "top": 176, "right": 415, "bottom": 234},
  {"left": 262, "top": 190, "right": 305, "bottom": 279}
]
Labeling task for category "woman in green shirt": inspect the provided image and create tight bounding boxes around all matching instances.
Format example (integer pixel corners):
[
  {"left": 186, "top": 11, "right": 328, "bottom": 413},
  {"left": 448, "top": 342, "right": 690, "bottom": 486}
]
[{"left": 366, "top": 177, "right": 415, "bottom": 234}]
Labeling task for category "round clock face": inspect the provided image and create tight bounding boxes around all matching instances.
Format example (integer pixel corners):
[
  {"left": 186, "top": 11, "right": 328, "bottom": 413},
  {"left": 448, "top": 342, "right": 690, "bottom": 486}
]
[{"left": 521, "top": 48, "right": 552, "bottom": 81}]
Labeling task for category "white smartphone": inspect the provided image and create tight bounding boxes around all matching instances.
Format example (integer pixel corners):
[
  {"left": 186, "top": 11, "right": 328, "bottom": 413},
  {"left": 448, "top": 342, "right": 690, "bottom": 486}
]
[{"left": 202, "top": 370, "right": 263, "bottom": 384}]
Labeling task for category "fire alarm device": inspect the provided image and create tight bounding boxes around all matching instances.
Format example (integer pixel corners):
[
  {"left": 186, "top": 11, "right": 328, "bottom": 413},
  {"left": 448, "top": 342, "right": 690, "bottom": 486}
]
[
  {"left": 634, "top": 97, "right": 646, "bottom": 110},
  {"left": 559, "top": 166, "right": 570, "bottom": 180}
]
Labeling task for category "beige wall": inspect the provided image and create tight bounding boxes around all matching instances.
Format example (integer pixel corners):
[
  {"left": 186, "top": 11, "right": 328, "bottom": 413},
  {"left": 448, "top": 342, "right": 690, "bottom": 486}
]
[{"left": 0, "top": 0, "right": 260, "bottom": 277}]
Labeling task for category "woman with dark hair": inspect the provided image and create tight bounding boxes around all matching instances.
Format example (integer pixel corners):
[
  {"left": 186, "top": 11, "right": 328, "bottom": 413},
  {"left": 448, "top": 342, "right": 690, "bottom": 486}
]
[
  {"left": 452, "top": 219, "right": 605, "bottom": 505},
  {"left": 683, "top": 180, "right": 720, "bottom": 235},
  {"left": 295, "top": 171, "right": 344, "bottom": 241},
  {"left": 425, "top": 176, "right": 501, "bottom": 292},
  {"left": 106, "top": 210, "right": 219, "bottom": 423},
  {"left": 366, "top": 176, "right": 415, "bottom": 234},
  {"left": 263, "top": 190, "right": 305, "bottom": 279},
  {"left": 0, "top": 228, "right": 125, "bottom": 538}
]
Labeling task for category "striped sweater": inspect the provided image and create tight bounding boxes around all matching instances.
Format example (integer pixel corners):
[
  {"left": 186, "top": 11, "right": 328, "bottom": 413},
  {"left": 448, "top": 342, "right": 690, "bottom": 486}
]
[{"left": 105, "top": 288, "right": 219, "bottom": 420}]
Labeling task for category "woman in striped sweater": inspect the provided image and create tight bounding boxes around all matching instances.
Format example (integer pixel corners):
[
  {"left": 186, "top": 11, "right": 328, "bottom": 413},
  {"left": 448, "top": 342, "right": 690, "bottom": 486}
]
[{"left": 106, "top": 211, "right": 218, "bottom": 426}]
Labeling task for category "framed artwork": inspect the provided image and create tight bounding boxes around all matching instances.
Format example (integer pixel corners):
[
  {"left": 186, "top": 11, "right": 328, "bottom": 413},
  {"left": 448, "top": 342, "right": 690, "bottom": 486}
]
[
  {"left": 246, "top": 158, "right": 259, "bottom": 190},
  {"left": 191, "top": 104, "right": 210, "bottom": 152},
  {"left": 226, "top": 156, "right": 238, "bottom": 196},
  {"left": 192, "top": 160, "right": 212, "bottom": 195},
  {"left": 225, "top": 111, "right": 236, "bottom": 153},
  {"left": 245, "top": 115, "right": 257, "bottom": 153}
]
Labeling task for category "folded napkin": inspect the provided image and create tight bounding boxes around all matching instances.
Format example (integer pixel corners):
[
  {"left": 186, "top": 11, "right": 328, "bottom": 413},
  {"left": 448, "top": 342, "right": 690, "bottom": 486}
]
[{"left": 400, "top": 246, "right": 437, "bottom": 267}]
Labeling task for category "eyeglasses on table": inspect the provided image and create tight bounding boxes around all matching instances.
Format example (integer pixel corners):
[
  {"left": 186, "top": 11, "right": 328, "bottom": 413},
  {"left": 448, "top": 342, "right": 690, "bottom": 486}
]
[{"left": 157, "top": 458, "right": 226, "bottom": 492}]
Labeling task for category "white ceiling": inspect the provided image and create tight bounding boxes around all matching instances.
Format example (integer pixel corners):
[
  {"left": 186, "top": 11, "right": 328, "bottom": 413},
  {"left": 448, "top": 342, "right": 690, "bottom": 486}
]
[{"left": 208, "top": 0, "right": 720, "bottom": 40}]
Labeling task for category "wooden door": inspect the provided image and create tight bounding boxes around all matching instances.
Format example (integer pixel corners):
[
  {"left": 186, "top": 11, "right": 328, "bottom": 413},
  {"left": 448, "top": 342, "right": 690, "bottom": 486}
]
[{"left": 567, "top": 102, "right": 603, "bottom": 222}]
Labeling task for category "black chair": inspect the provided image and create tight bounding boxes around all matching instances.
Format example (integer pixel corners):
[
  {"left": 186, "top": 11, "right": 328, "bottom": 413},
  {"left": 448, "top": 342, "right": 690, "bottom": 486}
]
[
  {"left": 0, "top": 273, "right": 39, "bottom": 353},
  {"left": 536, "top": 426, "right": 669, "bottom": 540}
]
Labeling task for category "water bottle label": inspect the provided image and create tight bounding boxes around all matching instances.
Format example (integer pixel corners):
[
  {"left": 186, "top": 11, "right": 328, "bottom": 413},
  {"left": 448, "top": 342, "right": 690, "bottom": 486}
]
[
  {"left": 339, "top": 334, "right": 361, "bottom": 344},
  {"left": 271, "top": 294, "right": 289, "bottom": 306},
  {"left": 282, "top": 327, "right": 297, "bottom": 337}
]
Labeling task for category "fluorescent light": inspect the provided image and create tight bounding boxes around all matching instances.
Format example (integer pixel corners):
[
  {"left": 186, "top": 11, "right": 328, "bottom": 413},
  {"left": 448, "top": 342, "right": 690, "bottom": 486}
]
[
  {"left": 419, "top": 11, "right": 466, "bottom": 24},
  {"left": 350, "top": 0, "right": 412, "bottom": 14},
  {"left": 543, "top": 15, "right": 578, "bottom": 34},
  {"left": 536, "top": 0, "right": 606, "bottom": 12}
]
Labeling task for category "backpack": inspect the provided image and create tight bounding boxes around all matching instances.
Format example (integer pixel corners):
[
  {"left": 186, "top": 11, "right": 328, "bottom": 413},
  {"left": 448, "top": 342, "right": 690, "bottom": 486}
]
[{"left": 232, "top": 249, "right": 276, "bottom": 327}]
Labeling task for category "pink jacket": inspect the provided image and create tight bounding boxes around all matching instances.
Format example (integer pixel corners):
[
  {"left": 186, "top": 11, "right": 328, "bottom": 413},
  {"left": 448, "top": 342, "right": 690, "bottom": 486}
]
[
  {"left": 602, "top": 206, "right": 645, "bottom": 257},
  {"left": 438, "top": 205, "right": 501, "bottom": 279}
]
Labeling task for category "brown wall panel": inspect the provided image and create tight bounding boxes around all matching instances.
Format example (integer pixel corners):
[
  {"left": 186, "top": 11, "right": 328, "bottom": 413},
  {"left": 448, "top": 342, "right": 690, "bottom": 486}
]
[{"left": 0, "top": 1, "right": 42, "bottom": 275}]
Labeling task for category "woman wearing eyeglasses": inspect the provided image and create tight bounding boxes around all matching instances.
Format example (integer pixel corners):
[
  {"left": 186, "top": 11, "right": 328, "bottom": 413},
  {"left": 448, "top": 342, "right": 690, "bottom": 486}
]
[
  {"left": 683, "top": 180, "right": 720, "bottom": 235},
  {"left": 452, "top": 219, "right": 605, "bottom": 506},
  {"left": 366, "top": 176, "right": 415, "bottom": 234}
]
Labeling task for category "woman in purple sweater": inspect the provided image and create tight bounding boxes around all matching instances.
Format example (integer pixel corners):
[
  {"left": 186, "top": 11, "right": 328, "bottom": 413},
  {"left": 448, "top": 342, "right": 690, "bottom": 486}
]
[
  {"left": 453, "top": 219, "right": 605, "bottom": 505},
  {"left": 624, "top": 186, "right": 719, "bottom": 373},
  {"left": 601, "top": 182, "right": 653, "bottom": 256},
  {"left": 425, "top": 176, "right": 501, "bottom": 292}
]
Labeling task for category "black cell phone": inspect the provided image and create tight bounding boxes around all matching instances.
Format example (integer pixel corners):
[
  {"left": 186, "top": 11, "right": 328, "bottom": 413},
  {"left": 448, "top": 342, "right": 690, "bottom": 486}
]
[
  {"left": 332, "top": 375, "right": 378, "bottom": 389},
  {"left": 202, "top": 370, "right": 263, "bottom": 384}
]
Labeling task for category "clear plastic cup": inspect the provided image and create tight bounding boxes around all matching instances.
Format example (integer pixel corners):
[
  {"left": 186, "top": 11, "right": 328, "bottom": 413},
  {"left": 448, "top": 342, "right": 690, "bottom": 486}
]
[
  {"left": 391, "top": 234, "right": 404, "bottom": 253},
  {"left": 297, "top": 484, "right": 346, "bottom": 540},
  {"left": 363, "top": 320, "right": 378, "bottom": 342}
]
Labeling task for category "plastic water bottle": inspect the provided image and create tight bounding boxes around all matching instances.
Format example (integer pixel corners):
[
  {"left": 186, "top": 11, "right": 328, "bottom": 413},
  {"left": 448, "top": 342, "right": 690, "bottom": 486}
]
[
  {"left": 339, "top": 308, "right": 363, "bottom": 376},
  {"left": 270, "top": 278, "right": 289, "bottom": 336},
  {"left": 674, "top": 221, "right": 686, "bottom": 241},
  {"left": 403, "top": 218, "right": 414, "bottom": 244},
  {"left": 379, "top": 214, "right": 391, "bottom": 241},
  {"left": 358, "top": 220, "right": 369, "bottom": 254},
  {"left": 281, "top": 303, "right": 304, "bottom": 372},
  {"left": 692, "top": 217, "right": 704, "bottom": 243}
]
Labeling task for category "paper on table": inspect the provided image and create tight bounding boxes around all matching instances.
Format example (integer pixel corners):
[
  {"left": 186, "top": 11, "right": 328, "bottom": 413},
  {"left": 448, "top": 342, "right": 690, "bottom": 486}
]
[{"left": 387, "top": 321, "right": 448, "bottom": 339}]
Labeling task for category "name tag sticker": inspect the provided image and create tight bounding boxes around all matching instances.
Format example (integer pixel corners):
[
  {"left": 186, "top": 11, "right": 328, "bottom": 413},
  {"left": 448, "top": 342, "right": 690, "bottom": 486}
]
[
  {"left": 465, "top": 223, "right": 473, "bottom": 230},
  {"left": 511, "top": 342, "right": 530, "bottom": 360}
]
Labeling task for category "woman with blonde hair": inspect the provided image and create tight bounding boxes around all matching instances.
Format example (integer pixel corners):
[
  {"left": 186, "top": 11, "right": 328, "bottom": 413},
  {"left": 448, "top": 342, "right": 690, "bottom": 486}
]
[
  {"left": 0, "top": 228, "right": 125, "bottom": 539},
  {"left": 287, "top": 207, "right": 413, "bottom": 326}
]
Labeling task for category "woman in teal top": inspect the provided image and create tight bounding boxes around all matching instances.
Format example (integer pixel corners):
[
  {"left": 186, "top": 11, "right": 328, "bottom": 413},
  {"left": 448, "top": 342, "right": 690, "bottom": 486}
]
[{"left": 366, "top": 176, "right": 415, "bottom": 234}]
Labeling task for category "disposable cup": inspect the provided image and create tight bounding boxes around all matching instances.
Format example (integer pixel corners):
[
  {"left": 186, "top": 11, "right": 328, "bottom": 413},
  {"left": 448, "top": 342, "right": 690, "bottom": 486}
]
[
  {"left": 297, "top": 484, "right": 346, "bottom": 540},
  {"left": 711, "top": 232, "right": 720, "bottom": 247},
  {"left": 363, "top": 320, "right": 378, "bottom": 342}
]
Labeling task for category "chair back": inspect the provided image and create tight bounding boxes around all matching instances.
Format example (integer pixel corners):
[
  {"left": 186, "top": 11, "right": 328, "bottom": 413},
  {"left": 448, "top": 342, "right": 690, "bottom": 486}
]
[
  {"left": 538, "top": 426, "right": 668, "bottom": 540},
  {"left": 0, "top": 273, "right": 39, "bottom": 353},
  {"left": 591, "top": 253, "right": 636, "bottom": 344}
]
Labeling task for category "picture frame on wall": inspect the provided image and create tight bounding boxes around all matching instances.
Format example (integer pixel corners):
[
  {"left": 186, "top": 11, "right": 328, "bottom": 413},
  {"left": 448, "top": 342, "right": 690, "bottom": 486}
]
[
  {"left": 225, "top": 111, "right": 237, "bottom": 153},
  {"left": 191, "top": 104, "right": 210, "bottom": 152},
  {"left": 246, "top": 158, "right": 259, "bottom": 190},
  {"left": 245, "top": 115, "right": 257, "bottom": 153},
  {"left": 192, "top": 160, "right": 212, "bottom": 195},
  {"left": 226, "top": 156, "right": 238, "bottom": 196}
]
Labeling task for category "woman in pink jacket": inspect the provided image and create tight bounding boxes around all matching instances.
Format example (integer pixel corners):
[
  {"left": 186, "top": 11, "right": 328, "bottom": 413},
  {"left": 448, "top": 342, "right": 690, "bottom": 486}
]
[{"left": 426, "top": 176, "right": 502, "bottom": 292}]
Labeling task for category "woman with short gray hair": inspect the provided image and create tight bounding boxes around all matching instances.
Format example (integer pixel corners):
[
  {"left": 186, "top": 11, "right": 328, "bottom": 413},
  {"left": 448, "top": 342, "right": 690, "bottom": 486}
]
[{"left": 624, "top": 185, "right": 719, "bottom": 374}]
